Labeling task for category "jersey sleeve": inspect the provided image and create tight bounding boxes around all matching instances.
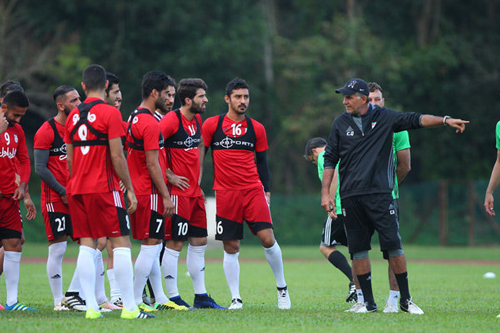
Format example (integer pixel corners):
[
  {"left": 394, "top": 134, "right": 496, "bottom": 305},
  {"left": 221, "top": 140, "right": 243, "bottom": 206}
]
[
  {"left": 202, "top": 116, "right": 217, "bottom": 147},
  {"left": 107, "top": 107, "right": 126, "bottom": 140},
  {"left": 160, "top": 111, "right": 180, "bottom": 139},
  {"left": 15, "top": 126, "right": 31, "bottom": 183},
  {"left": 393, "top": 131, "right": 411, "bottom": 151},
  {"left": 137, "top": 116, "right": 160, "bottom": 151},
  {"left": 252, "top": 119, "right": 269, "bottom": 152},
  {"left": 34, "top": 122, "right": 55, "bottom": 150}
]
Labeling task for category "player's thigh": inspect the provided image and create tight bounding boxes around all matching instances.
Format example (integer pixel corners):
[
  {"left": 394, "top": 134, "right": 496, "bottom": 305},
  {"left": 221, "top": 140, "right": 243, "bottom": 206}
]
[
  {"left": 243, "top": 187, "right": 273, "bottom": 236},
  {"left": 214, "top": 190, "right": 244, "bottom": 240},
  {"left": 42, "top": 201, "right": 72, "bottom": 242},
  {"left": 0, "top": 197, "right": 22, "bottom": 238},
  {"left": 131, "top": 194, "right": 165, "bottom": 240},
  {"left": 364, "top": 193, "right": 402, "bottom": 251},
  {"left": 341, "top": 196, "right": 373, "bottom": 254}
]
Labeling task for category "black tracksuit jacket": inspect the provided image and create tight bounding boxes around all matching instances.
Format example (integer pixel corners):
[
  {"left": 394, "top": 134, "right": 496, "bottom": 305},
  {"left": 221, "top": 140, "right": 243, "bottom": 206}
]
[{"left": 324, "top": 104, "right": 422, "bottom": 200}]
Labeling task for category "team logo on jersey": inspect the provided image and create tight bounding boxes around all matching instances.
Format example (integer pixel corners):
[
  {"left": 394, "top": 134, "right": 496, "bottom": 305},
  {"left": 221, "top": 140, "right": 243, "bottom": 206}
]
[
  {"left": 88, "top": 113, "right": 96, "bottom": 123},
  {"left": 346, "top": 126, "right": 354, "bottom": 137},
  {"left": 371, "top": 122, "right": 377, "bottom": 129},
  {"left": 214, "top": 137, "right": 254, "bottom": 149},
  {"left": 14, "top": 134, "right": 18, "bottom": 143},
  {"left": 173, "top": 136, "right": 201, "bottom": 148},
  {"left": 72, "top": 114, "right": 80, "bottom": 125},
  {"left": 133, "top": 116, "right": 139, "bottom": 124}
]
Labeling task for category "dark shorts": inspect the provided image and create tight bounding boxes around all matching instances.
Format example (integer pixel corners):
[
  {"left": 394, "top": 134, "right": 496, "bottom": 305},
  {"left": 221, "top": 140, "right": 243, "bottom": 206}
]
[
  {"left": 341, "top": 193, "right": 402, "bottom": 255},
  {"left": 214, "top": 188, "right": 273, "bottom": 240},
  {"left": 0, "top": 196, "right": 22, "bottom": 236},
  {"left": 382, "top": 199, "right": 400, "bottom": 260},
  {"left": 321, "top": 215, "right": 348, "bottom": 247}
]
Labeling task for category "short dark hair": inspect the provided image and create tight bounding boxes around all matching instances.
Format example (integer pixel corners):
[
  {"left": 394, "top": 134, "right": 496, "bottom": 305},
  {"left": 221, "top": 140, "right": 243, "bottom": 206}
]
[
  {"left": 304, "top": 137, "right": 327, "bottom": 160},
  {"left": 368, "top": 82, "right": 383, "bottom": 93},
  {"left": 82, "top": 64, "right": 106, "bottom": 91},
  {"left": 225, "top": 78, "right": 249, "bottom": 96},
  {"left": 177, "top": 78, "right": 207, "bottom": 106},
  {"left": 142, "top": 71, "right": 176, "bottom": 99},
  {"left": 3, "top": 90, "right": 30, "bottom": 108},
  {"left": 105, "top": 72, "right": 120, "bottom": 95},
  {"left": 53, "top": 85, "right": 76, "bottom": 102},
  {"left": 0, "top": 80, "right": 24, "bottom": 98}
]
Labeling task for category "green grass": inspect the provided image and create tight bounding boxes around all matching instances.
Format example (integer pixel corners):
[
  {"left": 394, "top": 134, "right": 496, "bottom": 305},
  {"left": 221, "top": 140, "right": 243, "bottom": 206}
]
[{"left": 0, "top": 245, "right": 499, "bottom": 332}]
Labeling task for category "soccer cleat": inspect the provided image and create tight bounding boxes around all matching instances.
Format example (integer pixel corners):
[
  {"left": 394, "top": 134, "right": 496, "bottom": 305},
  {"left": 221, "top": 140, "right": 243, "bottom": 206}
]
[
  {"left": 100, "top": 301, "right": 121, "bottom": 311},
  {"left": 0, "top": 303, "right": 4, "bottom": 310},
  {"left": 344, "top": 302, "right": 365, "bottom": 313},
  {"left": 85, "top": 308, "right": 102, "bottom": 319},
  {"left": 169, "top": 296, "right": 192, "bottom": 308},
  {"left": 54, "top": 302, "right": 70, "bottom": 311},
  {"left": 353, "top": 302, "right": 378, "bottom": 313},
  {"left": 228, "top": 298, "right": 243, "bottom": 310},
  {"left": 154, "top": 301, "right": 189, "bottom": 311},
  {"left": 346, "top": 282, "right": 357, "bottom": 303},
  {"left": 121, "top": 307, "right": 156, "bottom": 319},
  {"left": 138, "top": 302, "right": 157, "bottom": 312},
  {"left": 277, "top": 286, "right": 291, "bottom": 310},
  {"left": 400, "top": 298, "right": 424, "bottom": 315},
  {"left": 111, "top": 297, "right": 123, "bottom": 308},
  {"left": 5, "top": 301, "right": 38, "bottom": 311},
  {"left": 383, "top": 301, "right": 399, "bottom": 313},
  {"left": 193, "top": 294, "right": 226, "bottom": 309},
  {"left": 62, "top": 293, "right": 87, "bottom": 311}
]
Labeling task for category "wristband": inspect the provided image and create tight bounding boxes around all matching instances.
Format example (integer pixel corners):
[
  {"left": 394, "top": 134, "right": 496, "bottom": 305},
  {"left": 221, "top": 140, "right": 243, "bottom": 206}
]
[{"left": 443, "top": 115, "right": 451, "bottom": 126}]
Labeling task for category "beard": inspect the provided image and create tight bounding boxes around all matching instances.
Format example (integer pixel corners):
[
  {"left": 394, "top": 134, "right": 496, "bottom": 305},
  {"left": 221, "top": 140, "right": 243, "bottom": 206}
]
[
  {"left": 190, "top": 102, "right": 206, "bottom": 114},
  {"left": 64, "top": 105, "right": 72, "bottom": 116}
]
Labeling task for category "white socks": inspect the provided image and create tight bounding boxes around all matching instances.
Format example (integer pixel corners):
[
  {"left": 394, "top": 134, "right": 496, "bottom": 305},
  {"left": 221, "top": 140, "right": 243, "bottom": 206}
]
[
  {"left": 187, "top": 245, "right": 207, "bottom": 295},
  {"left": 47, "top": 241, "right": 67, "bottom": 305},
  {"left": 357, "top": 289, "right": 364, "bottom": 303},
  {"left": 76, "top": 246, "right": 98, "bottom": 311},
  {"left": 4, "top": 251, "right": 21, "bottom": 306},
  {"left": 388, "top": 290, "right": 400, "bottom": 306},
  {"left": 264, "top": 242, "right": 287, "bottom": 288},
  {"left": 107, "top": 269, "right": 121, "bottom": 301},
  {"left": 113, "top": 247, "right": 136, "bottom": 311},
  {"left": 94, "top": 249, "right": 107, "bottom": 304},
  {"left": 162, "top": 248, "right": 180, "bottom": 298},
  {"left": 133, "top": 244, "right": 158, "bottom": 305},
  {"left": 223, "top": 251, "right": 240, "bottom": 300},
  {"left": 148, "top": 244, "right": 169, "bottom": 304}
]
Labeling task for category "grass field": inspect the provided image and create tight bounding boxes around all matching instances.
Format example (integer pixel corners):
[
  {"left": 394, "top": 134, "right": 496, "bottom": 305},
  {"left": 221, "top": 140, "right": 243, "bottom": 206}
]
[{"left": 0, "top": 244, "right": 499, "bottom": 332}]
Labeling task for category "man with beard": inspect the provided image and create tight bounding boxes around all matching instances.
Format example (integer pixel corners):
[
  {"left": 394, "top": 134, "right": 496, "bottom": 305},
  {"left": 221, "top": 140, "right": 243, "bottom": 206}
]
[
  {"left": 202, "top": 78, "right": 290, "bottom": 310},
  {"left": 34, "top": 86, "right": 83, "bottom": 311},
  {"left": 126, "top": 71, "right": 185, "bottom": 312},
  {"left": 160, "top": 78, "right": 224, "bottom": 309},
  {"left": 0, "top": 90, "right": 36, "bottom": 310}
]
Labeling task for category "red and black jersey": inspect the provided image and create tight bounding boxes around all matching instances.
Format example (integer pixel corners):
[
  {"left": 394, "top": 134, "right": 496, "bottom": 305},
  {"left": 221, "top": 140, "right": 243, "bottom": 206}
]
[
  {"left": 161, "top": 109, "right": 202, "bottom": 197},
  {"left": 202, "top": 114, "right": 268, "bottom": 191},
  {"left": 34, "top": 118, "right": 68, "bottom": 203},
  {"left": 64, "top": 97, "right": 124, "bottom": 195},
  {"left": 0, "top": 123, "right": 30, "bottom": 196},
  {"left": 126, "top": 107, "right": 166, "bottom": 196}
]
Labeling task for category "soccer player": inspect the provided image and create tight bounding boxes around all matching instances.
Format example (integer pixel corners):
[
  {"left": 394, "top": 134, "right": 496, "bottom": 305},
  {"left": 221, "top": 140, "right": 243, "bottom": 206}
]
[
  {"left": 0, "top": 90, "right": 36, "bottom": 311},
  {"left": 126, "top": 71, "right": 184, "bottom": 312},
  {"left": 34, "top": 86, "right": 82, "bottom": 311},
  {"left": 160, "top": 78, "right": 224, "bottom": 309},
  {"left": 65, "top": 64, "right": 152, "bottom": 319},
  {"left": 304, "top": 138, "right": 357, "bottom": 303},
  {"left": 368, "top": 82, "right": 411, "bottom": 313},
  {"left": 321, "top": 78, "right": 468, "bottom": 314},
  {"left": 202, "top": 78, "right": 291, "bottom": 310}
]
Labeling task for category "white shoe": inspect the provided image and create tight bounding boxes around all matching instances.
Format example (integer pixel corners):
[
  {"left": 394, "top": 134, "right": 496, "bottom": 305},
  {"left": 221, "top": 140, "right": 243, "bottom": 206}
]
[
  {"left": 383, "top": 302, "right": 399, "bottom": 313},
  {"left": 228, "top": 298, "right": 243, "bottom": 310},
  {"left": 62, "top": 293, "right": 87, "bottom": 312},
  {"left": 401, "top": 298, "right": 424, "bottom": 315},
  {"left": 277, "top": 287, "right": 291, "bottom": 310},
  {"left": 54, "top": 302, "right": 69, "bottom": 311},
  {"left": 344, "top": 302, "right": 364, "bottom": 312},
  {"left": 353, "top": 302, "right": 377, "bottom": 313}
]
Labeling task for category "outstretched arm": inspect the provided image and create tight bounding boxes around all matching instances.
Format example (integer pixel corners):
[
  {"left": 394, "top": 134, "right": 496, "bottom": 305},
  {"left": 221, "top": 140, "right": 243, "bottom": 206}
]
[{"left": 420, "top": 115, "right": 469, "bottom": 133}]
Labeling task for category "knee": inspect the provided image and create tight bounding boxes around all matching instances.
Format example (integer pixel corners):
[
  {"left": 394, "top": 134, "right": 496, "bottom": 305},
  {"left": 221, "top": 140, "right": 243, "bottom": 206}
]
[{"left": 223, "top": 240, "right": 240, "bottom": 254}]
